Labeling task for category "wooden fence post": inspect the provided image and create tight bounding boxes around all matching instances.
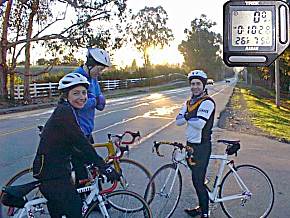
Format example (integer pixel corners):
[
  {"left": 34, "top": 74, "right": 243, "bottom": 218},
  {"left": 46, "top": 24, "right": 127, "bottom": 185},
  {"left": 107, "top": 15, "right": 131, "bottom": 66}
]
[
  {"left": 48, "top": 82, "right": 52, "bottom": 98},
  {"left": 16, "top": 85, "right": 21, "bottom": 99},
  {"left": 33, "top": 83, "right": 37, "bottom": 97}
]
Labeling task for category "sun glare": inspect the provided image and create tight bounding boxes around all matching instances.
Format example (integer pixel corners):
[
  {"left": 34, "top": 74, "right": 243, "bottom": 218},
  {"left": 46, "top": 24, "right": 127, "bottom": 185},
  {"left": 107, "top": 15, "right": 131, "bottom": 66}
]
[
  {"left": 147, "top": 46, "right": 184, "bottom": 66},
  {"left": 113, "top": 44, "right": 184, "bottom": 68}
]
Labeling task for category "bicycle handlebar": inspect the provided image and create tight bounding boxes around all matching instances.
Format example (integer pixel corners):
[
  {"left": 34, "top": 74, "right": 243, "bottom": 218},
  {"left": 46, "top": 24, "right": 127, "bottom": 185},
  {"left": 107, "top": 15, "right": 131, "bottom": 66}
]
[
  {"left": 121, "top": 131, "right": 141, "bottom": 145},
  {"left": 108, "top": 131, "right": 141, "bottom": 145},
  {"left": 152, "top": 141, "right": 196, "bottom": 166},
  {"left": 152, "top": 141, "right": 185, "bottom": 157},
  {"left": 105, "top": 131, "right": 141, "bottom": 159}
]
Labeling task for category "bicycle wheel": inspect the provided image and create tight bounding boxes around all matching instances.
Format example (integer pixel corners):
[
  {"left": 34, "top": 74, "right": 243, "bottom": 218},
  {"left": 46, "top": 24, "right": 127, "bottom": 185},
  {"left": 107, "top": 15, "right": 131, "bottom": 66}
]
[
  {"left": 84, "top": 190, "right": 152, "bottom": 218},
  {"left": 107, "top": 158, "right": 155, "bottom": 197},
  {"left": 0, "top": 168, "right": 49, "bottom": 218},
  {"left": 219, "top": 164, "right": 274, "bottom": 218},
  {"left": 144, "top": 163, "right": 182, "bottom": 218}
]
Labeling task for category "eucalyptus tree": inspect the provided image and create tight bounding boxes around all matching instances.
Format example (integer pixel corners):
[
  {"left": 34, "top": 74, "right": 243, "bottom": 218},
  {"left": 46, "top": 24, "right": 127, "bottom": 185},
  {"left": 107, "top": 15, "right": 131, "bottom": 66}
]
[
  {"left": 247, "top": 48, "right": 290, "bottom": 91},
  {"left": 127, "top": 6, "right": 174, "bottom": 69},
  {"left": 0, "top": 0, "right": 128, "bottom": 101},
  {"left": 178, "top": 14, "right": 222, "bottom": 78}
]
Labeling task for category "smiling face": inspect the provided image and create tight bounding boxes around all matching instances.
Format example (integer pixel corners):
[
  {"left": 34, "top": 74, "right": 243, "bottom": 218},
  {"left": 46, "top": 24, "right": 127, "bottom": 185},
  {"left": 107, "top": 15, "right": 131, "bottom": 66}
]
[
  {"left": 190, "top": 78, "right": 204, "bottom": 96},
  {"left": 67, "top": 85, "right": 88, "bottom": 109}
]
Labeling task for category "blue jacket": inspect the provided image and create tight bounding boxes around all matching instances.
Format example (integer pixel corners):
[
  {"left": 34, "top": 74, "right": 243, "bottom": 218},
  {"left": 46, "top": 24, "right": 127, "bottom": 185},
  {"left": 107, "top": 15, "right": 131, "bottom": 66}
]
[{"left": 72, "top": 66, "right": 102, "bottom": 136}]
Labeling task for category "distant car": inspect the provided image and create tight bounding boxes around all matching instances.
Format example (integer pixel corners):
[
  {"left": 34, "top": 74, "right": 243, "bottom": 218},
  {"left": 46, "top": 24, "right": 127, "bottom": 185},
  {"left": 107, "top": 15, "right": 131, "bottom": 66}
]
[
  {"left": 207, "top": 79, "right": 214, "bottom": 85},
  {"left": 225, "top": 79, "right": 230, "bottom": 83}
]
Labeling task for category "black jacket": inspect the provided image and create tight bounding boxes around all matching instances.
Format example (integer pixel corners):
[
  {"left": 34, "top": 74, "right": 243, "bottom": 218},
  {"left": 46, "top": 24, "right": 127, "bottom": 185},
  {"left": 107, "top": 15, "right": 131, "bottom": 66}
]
[{"left": 32, "top": 101, "right": 105, "bottom": 180}]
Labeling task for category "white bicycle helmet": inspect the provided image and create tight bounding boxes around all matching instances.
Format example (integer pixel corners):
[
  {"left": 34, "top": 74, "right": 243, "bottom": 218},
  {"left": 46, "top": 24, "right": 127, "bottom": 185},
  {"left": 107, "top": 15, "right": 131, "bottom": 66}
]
[
  {"left": 86, "top": 47, "right": 112, "bottom": 67},
  {"left": 58, "top": 73, "right": 90, "bottom": 90},
  {"left": 187, "top": 70, "right": 208, "bottom": 88}
]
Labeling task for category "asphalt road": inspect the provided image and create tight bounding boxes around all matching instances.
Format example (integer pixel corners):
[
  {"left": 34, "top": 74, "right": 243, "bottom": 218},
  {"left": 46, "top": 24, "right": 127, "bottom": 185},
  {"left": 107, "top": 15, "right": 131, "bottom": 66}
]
[
  {"left": 1, "top": 78, "right": 289, "bottom": 217},
  {"left": 0, "top": 80, "right": 233, "bottom": 186}
]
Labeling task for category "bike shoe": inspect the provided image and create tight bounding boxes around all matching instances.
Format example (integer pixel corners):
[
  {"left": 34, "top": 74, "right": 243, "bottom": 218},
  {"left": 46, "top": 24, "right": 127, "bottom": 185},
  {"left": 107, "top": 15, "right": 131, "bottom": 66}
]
[{"left": 184, "top": 206, "right": 201, "bottom": 217}]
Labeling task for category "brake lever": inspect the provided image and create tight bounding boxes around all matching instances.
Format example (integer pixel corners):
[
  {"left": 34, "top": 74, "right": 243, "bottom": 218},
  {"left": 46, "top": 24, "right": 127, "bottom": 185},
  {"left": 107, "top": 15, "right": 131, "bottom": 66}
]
[{"left": 152, "top": 141, "right": 164, "bottom": 157}]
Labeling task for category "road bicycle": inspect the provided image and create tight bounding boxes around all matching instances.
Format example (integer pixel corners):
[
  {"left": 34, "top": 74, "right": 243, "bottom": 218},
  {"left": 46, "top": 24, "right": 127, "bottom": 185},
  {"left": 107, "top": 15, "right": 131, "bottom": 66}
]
[
  {"left": 144, "top": 140, "right": 274, "bottom": 218},
  {"left": 0, "top": 128, "right": 154, "bottom": 217},
  {"left": 92, "top": 130, "right": 154, "bottom": 197},
  {"left": 1, "top": 165, "right": 152, "bottom": 218}
]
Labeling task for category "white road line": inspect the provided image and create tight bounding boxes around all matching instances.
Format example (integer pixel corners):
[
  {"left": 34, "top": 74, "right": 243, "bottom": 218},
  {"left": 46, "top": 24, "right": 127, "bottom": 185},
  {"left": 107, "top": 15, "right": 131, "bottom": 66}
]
[{"left": 0, "top": 86, "right": 229, "bottom": 137}]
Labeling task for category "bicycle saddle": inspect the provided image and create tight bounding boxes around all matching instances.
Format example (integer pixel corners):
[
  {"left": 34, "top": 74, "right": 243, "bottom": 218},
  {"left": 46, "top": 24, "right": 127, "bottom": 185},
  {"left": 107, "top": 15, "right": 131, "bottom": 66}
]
[
  {"left": 2, "top": 181, "right": 40, "bottom": 198},
  {"left": 217, "top": 139, "right": 240, "bottom": 145}
]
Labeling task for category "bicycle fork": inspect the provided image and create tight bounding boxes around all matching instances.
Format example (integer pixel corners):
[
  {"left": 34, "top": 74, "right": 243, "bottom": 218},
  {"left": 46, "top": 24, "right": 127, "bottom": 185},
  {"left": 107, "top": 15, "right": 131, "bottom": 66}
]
[{"left": 97, "top": 194, "right": 110, "bottom": 218}]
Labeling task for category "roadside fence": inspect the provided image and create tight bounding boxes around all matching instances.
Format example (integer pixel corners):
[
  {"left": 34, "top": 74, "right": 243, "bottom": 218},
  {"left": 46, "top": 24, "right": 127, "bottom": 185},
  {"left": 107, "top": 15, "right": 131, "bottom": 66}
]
[{"left": 11, "top": 78, "right": 147, "bottom": 100}]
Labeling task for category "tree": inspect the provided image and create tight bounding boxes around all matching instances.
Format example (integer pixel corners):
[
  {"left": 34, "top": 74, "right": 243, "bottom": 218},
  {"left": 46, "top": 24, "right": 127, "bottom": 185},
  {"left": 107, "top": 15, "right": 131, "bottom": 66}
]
[
  {"left": 280, "top": 49, "right": 290, "bottom": 92},
  {"left": 37, "top": 58, "right": 48, "bottom": 65},
  {"left": 0, "top": 0, "right": 13, "bottom": 99},
  {"left": 127, "top": 6, "right": 174, "bottom": 68},
  {"left": 1, "top": 0, "right": 128, "bottom": 101},
  {"left": 248, "top": 47, "right": 290, "bottom": 91},
  {"left": 178, "top": 14, "right": 222, "bottom": 78},
  {"left": 130, "top": 59, "right": 138, "bottom": 72}
]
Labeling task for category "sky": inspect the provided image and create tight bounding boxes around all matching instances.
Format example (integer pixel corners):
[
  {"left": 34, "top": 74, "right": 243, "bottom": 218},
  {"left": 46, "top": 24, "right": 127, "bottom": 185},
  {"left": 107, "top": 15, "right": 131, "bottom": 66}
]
[
  {"left": 27, "top": 0, "right": 228, "bottom": 67},
  {"left": 113, "top": 0, "right": 228, "bottom": 67}
]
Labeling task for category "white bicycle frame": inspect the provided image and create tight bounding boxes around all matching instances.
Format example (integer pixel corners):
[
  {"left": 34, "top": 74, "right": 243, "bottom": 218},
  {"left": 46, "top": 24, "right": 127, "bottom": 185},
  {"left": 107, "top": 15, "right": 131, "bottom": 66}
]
[
  {"left": 207, "top": 154, "right": 251, "bottom": 203},
  {"left": 171, "top": 149, "right": 252, "bottom": 204},
  {"left": 13, "top": 179, "right": 110, "bottom": 218}
]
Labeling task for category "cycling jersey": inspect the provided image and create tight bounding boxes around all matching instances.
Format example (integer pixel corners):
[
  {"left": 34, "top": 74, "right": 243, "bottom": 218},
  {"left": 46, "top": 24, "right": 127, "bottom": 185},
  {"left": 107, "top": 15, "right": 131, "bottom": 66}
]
[
  {"left": 72, "top": 66, "right": 102, "bottom": 136},
  {"left": 176, "top": 96, "right": 215, "bottom": 143},
  {"left": 32, "top": 100, "right": 105, "bottom": 180}
]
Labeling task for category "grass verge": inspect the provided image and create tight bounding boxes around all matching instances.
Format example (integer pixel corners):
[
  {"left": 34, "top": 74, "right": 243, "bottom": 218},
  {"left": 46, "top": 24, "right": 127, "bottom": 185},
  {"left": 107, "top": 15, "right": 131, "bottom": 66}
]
[{"left": 239, "top": 83, "right": 290, "bottom": 142}]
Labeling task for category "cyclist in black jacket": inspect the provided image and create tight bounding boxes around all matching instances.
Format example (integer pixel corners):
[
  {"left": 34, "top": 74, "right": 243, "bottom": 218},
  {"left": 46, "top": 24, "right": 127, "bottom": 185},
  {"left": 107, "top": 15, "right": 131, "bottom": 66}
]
[{"left": 32, "top": 72, "right": 120, "bottom": 218}]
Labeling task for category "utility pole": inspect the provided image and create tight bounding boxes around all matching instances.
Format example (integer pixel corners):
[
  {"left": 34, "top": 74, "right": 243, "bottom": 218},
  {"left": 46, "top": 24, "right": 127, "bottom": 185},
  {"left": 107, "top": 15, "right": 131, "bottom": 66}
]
[
  {"left": 244, "top": 68, "right": 248, "bottom": 84},
  {"left": 275, "top": 0, "right": 288, "bottom": 108},
  {"left": 274, "top": 59, "right": 280, "bottom": 108}
]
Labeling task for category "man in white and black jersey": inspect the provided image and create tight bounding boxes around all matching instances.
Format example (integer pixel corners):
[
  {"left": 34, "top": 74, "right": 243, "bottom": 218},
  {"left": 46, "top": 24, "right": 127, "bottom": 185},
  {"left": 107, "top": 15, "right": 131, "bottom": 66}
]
[{"left": 176, "top": 70, "right": 215, "bottom": 218}]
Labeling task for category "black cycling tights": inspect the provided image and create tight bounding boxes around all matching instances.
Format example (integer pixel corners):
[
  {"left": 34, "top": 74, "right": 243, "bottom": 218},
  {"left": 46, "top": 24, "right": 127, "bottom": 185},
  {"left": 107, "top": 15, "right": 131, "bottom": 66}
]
[
  {"left": 187, "top": 141, "right": 212, "bottom": 215},
  {"left": 40, "top": 178, "right": 82, "bottom": 218}
]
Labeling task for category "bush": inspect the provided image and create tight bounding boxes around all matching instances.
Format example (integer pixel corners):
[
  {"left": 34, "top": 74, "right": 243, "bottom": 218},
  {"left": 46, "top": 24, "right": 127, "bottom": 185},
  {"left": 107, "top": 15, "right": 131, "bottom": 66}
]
[
  {"left": 7, "top": 74, "right": 23, "bottom": 86},
  {"left": 36, "top": 72, "right": 66, "bottom": 83}
]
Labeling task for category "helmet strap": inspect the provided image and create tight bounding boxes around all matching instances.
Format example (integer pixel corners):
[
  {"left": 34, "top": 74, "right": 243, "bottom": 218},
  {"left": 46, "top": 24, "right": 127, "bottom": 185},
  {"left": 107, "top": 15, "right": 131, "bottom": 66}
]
[{"left": 83, "top": 64, "right": 92, "bottom": 77}]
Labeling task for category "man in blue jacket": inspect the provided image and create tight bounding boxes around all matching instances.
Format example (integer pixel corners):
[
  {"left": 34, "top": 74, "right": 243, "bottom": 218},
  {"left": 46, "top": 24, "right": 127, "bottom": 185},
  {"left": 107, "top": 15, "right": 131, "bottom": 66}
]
[
  {"left": 71, "top": 47, "right": 112, "bottom": 185},
  {"left": 73, "top": 47, "right": 112, "bottom": 142}
]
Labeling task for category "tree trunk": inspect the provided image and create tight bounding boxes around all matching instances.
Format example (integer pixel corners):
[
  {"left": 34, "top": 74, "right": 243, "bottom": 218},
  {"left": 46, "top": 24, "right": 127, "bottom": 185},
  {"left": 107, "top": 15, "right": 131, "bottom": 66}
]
[
  {"left": 0, "top": 0, "right": 13, "bottom": 100},
  {"left": 9, "top": 70, "right": 15, "bottom": 101},
  {"left": 23, "top": 0, "right": 39, "bottom": 103}
]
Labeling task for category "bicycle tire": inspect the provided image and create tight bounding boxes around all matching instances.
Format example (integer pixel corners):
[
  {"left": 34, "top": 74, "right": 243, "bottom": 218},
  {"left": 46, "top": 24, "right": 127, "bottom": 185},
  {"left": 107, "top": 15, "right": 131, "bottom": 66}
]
[
  {"left": 0, "top": 167, "right": 46, "bottom": 217},
  {"left": 1, "top": 168, "right": 30, "bottom": 201},
  {"left": 144, "top": 163, "right": 182, "bottom": 218},
  {"left": 107, "top": 158, "right": 155, "bottom": 198},
  {"left": 4, "top": 159, "right": 154, "bottom": 198},
  {"left": 84, "top": 190, "right": 152, "bottom": 218},
  {"left": 219, "top": 164, "right": 274, "bottom": 218}
]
